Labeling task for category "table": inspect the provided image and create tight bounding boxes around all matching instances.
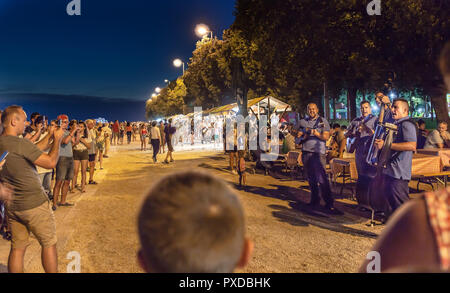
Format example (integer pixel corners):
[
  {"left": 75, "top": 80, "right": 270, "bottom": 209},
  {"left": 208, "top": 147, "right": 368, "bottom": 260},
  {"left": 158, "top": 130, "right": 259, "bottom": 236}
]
[
  {"left": 330, "top": 154, "right": 443, "bottom": 196},
  {"left": 331, "top": 154, "right": 443, "bottom": 180},
  {"left": 417, "top": 148, "right": 450, "bottom": 168}
]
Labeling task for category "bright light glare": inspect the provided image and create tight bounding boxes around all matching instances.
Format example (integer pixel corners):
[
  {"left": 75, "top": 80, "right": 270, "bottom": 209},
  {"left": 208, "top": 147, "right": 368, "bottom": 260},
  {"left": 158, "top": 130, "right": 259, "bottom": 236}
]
[
  {"left": 155, "top": 87, "right": 161, "bottom": 93},
  {"left": 152, "top": 93, "right": 157, "bottom": 98},
  {"left": 195, "top": 24, "right": 210, "bottom": 38},
  {"left": 173, "top": 59, "right": 183, "bottom": 67}
]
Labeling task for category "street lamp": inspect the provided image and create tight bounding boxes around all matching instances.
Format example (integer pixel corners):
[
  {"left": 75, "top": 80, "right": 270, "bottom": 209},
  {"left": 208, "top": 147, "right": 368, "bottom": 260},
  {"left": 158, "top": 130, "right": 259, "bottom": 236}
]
[
  {"left": 155, "top": 87, "right": 161, "bottom": 93},
  {"left": 152, "top": 93, "right": 157, "bottom": 98},
  {"left": 173, "top": 58, "right": 185, "bottom": 75},
  {"left": 195, "top": 23, "right": 213, "bottom": 39},
  {"left": 164, "top": 79, "right": 169, "bottom": 83}
]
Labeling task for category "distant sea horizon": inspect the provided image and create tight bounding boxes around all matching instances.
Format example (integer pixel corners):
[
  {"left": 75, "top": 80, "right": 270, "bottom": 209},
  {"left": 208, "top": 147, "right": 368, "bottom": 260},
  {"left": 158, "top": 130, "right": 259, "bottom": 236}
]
[{"left": 0, "top": 93, "right": 148, "bottom": 122}]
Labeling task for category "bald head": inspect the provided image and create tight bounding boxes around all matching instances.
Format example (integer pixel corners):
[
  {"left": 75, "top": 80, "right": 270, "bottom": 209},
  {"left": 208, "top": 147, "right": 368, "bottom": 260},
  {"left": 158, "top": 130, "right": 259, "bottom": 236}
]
[
  {"left": 1, "top": 106, "right": 28, "bottom": 136},
  {"left": 307, "top": 103, "right": 319, "bottom": 119}
]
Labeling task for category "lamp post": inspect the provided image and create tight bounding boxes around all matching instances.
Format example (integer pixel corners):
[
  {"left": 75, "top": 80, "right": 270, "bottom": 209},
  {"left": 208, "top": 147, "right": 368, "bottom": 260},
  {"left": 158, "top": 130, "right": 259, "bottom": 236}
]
[
  {"left": 195, "top": 23, "right": 213, "bottom": 40},
  {"left": 173, "top": 59, "right": 185, "bottom": 75},
  {"left": 155, "top": 87, "right": 161, "bottom": 94}
]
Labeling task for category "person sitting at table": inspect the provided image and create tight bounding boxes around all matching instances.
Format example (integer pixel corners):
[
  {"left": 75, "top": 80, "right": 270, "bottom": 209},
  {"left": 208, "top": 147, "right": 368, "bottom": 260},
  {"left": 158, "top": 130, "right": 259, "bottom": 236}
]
[
  {"left": 326, "top": 123, "right": 346, "bottom": 163},
  {"left": 424, "top": 121, "right": 450, "bottom": 149},
  {"left": 416, "top": 119, "right": 429, "bottom": 150},
  {"left": 374, "top": 99, "right": 417, "bottom": 216}
]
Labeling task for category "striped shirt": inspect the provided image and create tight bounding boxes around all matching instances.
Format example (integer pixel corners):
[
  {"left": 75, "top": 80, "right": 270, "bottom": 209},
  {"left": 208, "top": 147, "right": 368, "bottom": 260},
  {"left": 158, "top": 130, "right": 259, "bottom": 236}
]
[{"left": 424, "top": 188, "right": 450, "bottom": 270}]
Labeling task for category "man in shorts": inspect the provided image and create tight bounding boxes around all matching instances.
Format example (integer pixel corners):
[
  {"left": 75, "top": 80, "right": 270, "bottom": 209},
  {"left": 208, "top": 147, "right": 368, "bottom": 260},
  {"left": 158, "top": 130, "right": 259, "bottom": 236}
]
[
  {"left": 103, "top": 122, "right": 112, "bottom": 158},
  {"left": 53, "top": 115, "right": 77, "bottom": 210},
  {"left": 0, "top": 105, "right": 64, "bottom": 273},
  {"left": 163, "top": 119, "right": 176, "bottom": 164},
  {"left": 87, "top": 120, "right": 98, "bottom": 185}
]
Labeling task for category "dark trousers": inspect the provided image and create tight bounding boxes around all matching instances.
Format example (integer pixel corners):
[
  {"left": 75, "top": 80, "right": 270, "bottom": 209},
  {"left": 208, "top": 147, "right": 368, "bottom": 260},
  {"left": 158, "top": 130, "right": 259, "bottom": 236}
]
[
  {"left": 151, "top": 139, "right": 160, "bottom": 160},
  {"left": 356, "top": 175, "right": 372, "bottom": 206},
  {"left": 384, "top": 175, "right": 410, "bottom": 213},
  {"left": 302, "top": 152, "right": 333, "bottom": 207},
  {"left": 127, "top": 132, "right": 132, "bottom": 143}
]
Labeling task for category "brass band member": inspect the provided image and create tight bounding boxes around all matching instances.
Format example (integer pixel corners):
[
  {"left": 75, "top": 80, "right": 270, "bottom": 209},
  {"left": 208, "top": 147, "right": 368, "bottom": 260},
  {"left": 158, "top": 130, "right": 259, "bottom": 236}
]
[
  {"left": 295, "top": 103, "right": 343, "bottom": 215},
  {"left": 346, "top": 101, "right": 377, "bottom": 206},
  {"left": 375, "top": 92, "right": 394, "bottom": 124},
  {"left": 374, "top": 99, "right": 417, "bottom": 215}
]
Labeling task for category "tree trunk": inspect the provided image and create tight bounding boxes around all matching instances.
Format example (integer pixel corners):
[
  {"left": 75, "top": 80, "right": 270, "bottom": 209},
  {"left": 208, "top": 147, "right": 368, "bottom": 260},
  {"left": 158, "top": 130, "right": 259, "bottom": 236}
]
[
  {"left": 324, "top": 82, "right": 330, "bottom": 120},
  {"left": 430, "top": 93, "right": 449, "bottom": 124},
  {"left": 347, "top": 88, "right": 358, "bottom": 121},
  {"left": 332, "top": 96, "right": 336, "bottom": 120}
]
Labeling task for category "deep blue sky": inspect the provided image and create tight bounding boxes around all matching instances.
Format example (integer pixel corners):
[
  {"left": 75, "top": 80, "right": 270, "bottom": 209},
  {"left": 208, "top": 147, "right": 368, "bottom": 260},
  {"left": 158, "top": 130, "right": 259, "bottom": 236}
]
[{"left": 0, "top": 0, "right": 236, "bottom": 121}]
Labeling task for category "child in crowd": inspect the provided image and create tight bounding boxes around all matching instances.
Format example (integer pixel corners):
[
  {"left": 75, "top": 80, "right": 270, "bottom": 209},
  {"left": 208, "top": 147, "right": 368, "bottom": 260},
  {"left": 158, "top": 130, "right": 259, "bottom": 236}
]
[{"left": 137, "top": 171, "right": 253, "bottom": 273}]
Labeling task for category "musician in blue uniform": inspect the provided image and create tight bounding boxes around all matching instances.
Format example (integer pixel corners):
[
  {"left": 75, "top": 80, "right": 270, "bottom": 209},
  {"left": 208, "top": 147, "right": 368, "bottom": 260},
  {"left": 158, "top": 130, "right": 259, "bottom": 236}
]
[
  {"left": 346, "top": 101, "right": 378, "bottom": 206},
  {"left": 295, "top": 103, "right": 342, "bottom": 215},
  {"left": 374, "top": 99, "right": 417, "bottom": 214},
  {"left": 375, "top": 92, "right": 394, "bottom": 124}
]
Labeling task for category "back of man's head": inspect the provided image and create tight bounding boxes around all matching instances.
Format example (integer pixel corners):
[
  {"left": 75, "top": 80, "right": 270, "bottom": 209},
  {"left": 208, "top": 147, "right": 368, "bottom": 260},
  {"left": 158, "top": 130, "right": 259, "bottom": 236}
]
[
  {"left": 332, "top": 123, "right": 341, "bottom": 130},
  {"left": 138, "top": 171, "right": 249, "bottom": 273}
]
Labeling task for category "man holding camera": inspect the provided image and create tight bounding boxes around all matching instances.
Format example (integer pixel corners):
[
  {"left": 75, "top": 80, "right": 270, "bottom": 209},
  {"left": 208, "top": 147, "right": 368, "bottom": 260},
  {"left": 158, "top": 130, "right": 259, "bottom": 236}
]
[
  {"left": 52, "top": 115, "right": 78, "bottom": 210},
  {"left": 0, "top": 105, "right": 64, "bottom": 273}
]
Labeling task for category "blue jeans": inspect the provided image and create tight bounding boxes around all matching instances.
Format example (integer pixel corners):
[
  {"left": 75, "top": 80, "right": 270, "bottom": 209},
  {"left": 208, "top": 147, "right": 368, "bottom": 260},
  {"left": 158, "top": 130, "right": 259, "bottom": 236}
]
[{"left": 39, "top": 172, "right": 53, "bottom": 199}]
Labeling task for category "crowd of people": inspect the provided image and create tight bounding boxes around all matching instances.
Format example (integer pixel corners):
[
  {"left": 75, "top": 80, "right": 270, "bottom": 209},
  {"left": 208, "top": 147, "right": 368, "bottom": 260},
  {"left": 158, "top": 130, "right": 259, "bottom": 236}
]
[
  {"left": 0, "top": 108, "right": 157, "bottom": 272},
  {"left": 0, "top": 43, "right": 448, "bottom": 274}
]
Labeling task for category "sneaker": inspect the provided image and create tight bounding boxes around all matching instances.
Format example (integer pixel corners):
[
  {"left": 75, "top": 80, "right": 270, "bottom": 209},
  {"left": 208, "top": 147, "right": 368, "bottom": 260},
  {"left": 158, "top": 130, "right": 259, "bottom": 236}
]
[
  {"left": 52, "top": 205, "right": 57, "bottom": 211},
  {"left": 163, "top": 160, "right": 169, "bottom": 164}
]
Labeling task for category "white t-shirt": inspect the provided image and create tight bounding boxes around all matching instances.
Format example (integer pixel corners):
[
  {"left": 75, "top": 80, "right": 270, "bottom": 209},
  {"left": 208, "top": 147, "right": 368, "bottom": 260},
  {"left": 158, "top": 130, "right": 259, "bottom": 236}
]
[
  {"left": 35, "top": 132, "right": 52, "bottom": 174},
  {"left": 150, "top": 127, "right": 161, "bottom": 140},
  {"left": 73, "top": 133, "right": 92, "bottom": 151},
  {"left": 424, "top": 130, "right": 448, "bottom": 149},
  {"left": 88, "top": 128, "right": 97, "bottom": 155}
]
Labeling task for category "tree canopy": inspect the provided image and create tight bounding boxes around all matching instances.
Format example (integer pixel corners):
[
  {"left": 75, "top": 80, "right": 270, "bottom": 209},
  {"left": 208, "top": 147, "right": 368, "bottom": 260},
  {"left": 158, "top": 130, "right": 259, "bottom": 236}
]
[{"left": 147, "top": 0, "right": 449, "bottom": 122}]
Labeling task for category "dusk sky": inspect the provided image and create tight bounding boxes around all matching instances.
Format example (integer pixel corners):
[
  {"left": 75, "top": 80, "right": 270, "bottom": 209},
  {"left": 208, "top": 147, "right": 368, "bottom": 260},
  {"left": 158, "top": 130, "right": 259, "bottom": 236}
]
[{"left": 0, "top": 0, "right": 236, "bottom": 121}]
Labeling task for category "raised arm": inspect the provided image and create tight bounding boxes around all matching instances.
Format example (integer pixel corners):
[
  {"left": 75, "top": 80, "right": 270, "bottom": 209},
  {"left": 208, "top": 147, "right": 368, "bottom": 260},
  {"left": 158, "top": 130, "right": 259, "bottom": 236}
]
[{"left": 34, "top": 128, "right": 64, "bottom": 169}]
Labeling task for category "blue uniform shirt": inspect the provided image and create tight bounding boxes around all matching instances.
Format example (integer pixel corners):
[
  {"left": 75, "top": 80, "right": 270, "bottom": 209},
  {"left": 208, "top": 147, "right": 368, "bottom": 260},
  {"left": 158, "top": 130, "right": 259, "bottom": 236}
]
[
  {"left": 349, "top": 115, "right": 378, "bottom": 176},
  {"left": 295, "top": 116, "right": 331, "bottom": 155},
  {"left": 382, "top": 107, "right": 395, "bottom": 124},
  {"left": 383, "top": 117, "right": 417, "bottom": 181}
]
